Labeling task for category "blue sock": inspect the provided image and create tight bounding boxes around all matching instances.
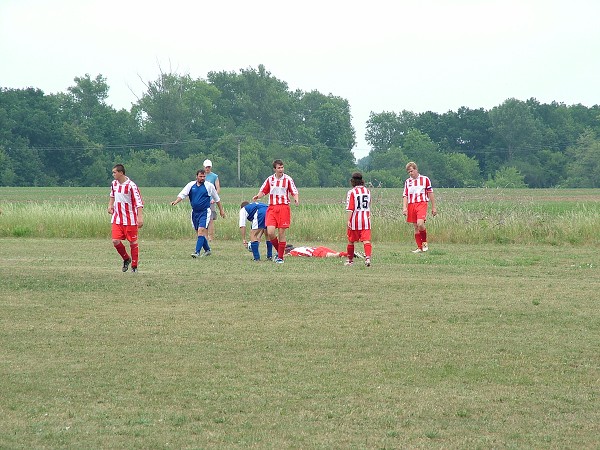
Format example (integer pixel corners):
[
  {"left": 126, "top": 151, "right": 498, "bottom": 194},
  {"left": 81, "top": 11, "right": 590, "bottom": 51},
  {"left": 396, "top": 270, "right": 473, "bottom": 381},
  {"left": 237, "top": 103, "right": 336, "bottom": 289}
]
[
  {"left": 266, "top": 241, "right": 273, "bottom": 258},
  {"left": 202, "top": 236, "right": 211, "bottom": 252},
  {"left": 196, "top": 236, "right": 205, "bottom": 253},
  {"left": 251, "top": 241, "right": 260, "bottom": 260}
]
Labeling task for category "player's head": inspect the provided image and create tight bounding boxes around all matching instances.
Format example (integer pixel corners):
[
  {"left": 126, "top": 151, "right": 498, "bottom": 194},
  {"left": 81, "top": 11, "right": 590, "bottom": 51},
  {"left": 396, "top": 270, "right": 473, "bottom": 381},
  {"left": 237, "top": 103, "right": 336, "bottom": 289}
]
[
  {"left": 272, "top": 159, "right": 284, "bottom": 169},
  {"left": 350, "top": 172, "right": 364, "bottom": 187},
  {"left": 284, "top": 244, "right": 294, "bottom": 254},
  {"left": 240, "top": 201, "right": 249, "bottom": 209},
  {"left": 196, "top": 169, "right": 206, "bottom": 176},
  {"left": 112, "top": 164, "right": 125, "bottom": 175},
  {"left": 203, "top": 159, "right": 212, "bottom": 172},
  {"left": 406, "top": 162, "right": 419, "bottom": 178}
]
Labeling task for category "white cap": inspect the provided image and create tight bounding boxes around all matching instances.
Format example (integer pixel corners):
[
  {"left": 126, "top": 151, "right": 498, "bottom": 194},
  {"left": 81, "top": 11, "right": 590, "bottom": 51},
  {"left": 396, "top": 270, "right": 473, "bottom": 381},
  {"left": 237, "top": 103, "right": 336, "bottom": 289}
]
[{"left": 203, "top": 159, "right": 212, "bottom": 167}]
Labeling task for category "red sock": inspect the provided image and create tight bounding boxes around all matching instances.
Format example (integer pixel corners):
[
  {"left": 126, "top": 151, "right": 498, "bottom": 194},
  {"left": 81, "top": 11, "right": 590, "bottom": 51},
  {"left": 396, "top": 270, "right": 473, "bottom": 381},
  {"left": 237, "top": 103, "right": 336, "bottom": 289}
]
[
  {"left": 347, "top": 244, "right": 354, "bottom": 261},
  {"left": 114, "top": 242, "right": 129, "bottom": 260},
  {"left": 364, "top": 243, "right": 372, "bottom": 257},
  {"left": 271, "top": 238, "right": 279, "bottom": 251},
  {"left": 278, "top": 241, "right": 286, "bottom": 259},
  {"left": 130, "top": 243, "right": 139, "bottom": 268},
  {"left": 415, "top": 233, "right": 423, "bottom": 249},
  {"left": 420, "top": 229, "right": 427, "bottom": 243}
]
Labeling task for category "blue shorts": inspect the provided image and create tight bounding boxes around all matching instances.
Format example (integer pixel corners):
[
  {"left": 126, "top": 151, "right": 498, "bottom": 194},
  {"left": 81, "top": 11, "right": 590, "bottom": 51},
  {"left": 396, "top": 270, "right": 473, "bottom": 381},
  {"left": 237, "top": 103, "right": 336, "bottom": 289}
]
[{"left": 191, "top": 208, "right": 211, "bottom": 230}]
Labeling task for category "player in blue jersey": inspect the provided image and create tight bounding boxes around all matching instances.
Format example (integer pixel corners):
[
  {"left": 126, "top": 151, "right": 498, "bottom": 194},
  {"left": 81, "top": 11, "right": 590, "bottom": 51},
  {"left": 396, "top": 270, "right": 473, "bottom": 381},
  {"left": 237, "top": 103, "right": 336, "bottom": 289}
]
[
  {"left": 171, "top": 169, "right": 226, "bottom": 258},
  {"left": 239, "top": 201, "right": 273, "bottom": 261}
]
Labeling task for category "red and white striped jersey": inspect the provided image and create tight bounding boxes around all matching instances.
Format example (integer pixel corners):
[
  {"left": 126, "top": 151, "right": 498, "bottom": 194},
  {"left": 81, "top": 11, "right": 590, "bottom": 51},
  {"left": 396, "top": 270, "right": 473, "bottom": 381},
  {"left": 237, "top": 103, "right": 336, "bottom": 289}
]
[
  {"left": 403, "top": 175, "right": 432, "bottom": 204},
  {"left": 288, "top": 246, "right": 316, "bottom": 257},
  {"left": 346, "top": 186, "right": 371, "bottom": 230},
  {"left": 110, "top": 178, "right": 143, "bottom": 225},
  {"left": 259, "top": 173, "right": 298, "bottom": 205}
]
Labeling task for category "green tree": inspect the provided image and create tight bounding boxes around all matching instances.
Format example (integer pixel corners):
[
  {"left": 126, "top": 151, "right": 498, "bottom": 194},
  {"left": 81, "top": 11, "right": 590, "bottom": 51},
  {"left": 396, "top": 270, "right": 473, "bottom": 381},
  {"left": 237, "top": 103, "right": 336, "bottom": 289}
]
[
  {"left": 365, "top": 110, "right": 417, "bottom": 155},
  {"left": 485, "top": 166, "right": 528, "bottom": 188},
  {"left": 565, "top": 130, "right": 600, "bottom": 187},
  {"left": 135, "top": 71, "right": 223, "bottom": 158},
  {"left": 488, "top": 98, "right": 544, "bottom": 162}
]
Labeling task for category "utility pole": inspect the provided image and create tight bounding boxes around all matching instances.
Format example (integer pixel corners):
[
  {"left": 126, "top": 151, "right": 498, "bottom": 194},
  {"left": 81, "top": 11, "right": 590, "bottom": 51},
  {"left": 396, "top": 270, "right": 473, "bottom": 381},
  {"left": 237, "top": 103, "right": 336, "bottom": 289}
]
[{"left": 237, "top": 137, "right": 241, "bottom": 187}]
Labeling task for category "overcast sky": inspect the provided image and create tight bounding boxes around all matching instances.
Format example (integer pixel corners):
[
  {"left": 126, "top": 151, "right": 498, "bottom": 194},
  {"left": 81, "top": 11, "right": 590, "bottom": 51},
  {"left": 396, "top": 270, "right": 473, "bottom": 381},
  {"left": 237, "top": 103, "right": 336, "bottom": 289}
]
[{"left": 2, "top": 0, "right": 600, "bottom": 159}]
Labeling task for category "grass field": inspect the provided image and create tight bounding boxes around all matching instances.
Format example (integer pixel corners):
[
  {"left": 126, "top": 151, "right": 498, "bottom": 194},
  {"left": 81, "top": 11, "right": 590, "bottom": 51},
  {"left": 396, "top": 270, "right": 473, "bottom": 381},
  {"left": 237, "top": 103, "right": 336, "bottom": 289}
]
[{"left": 1, "top": 188, "right": 599, "bottom": 448}]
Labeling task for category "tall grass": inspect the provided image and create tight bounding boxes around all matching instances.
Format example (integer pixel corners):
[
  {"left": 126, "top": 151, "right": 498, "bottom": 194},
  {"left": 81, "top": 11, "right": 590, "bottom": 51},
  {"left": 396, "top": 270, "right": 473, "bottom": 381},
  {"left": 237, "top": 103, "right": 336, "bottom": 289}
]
[{"left": 2, "top": 187, "right": 600, "bottom": 244}]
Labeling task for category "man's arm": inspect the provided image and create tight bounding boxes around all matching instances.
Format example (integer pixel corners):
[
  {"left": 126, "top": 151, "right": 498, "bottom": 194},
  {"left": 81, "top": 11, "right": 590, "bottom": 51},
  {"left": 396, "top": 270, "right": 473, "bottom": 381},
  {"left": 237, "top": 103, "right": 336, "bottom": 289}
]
[
  {"left": 137, "top": 207, "right": 144, "bottom": 228},
  {"left": 429, "top": 191, "right": 437, "bottom": 216},
  {"left": 216, "top": 201, "right": 226, "bottom": 218}
]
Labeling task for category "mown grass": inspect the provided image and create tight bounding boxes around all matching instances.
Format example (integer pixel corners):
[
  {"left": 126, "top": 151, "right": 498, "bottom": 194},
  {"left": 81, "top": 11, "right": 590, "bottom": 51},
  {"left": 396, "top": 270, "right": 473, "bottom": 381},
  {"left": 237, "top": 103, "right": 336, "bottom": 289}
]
[
  {"left": 1, "top": 237, "right": 599, "bottom": 448},
  {"left": 1, "top": 187, "right": 599, "bottom": 447}
]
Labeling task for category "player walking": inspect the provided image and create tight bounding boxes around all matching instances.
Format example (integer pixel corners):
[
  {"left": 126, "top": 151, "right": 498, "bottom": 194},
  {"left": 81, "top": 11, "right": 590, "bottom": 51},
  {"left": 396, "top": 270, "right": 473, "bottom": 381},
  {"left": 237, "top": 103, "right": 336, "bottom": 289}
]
[
  {"left": 345, "top": 172, "right": 372, "bottom": 267},
  {"left": 252, "top": 159, "right": 299, "bottom": 264},
  {"left": 108, "top": 164, "right": 144, "bottom": 273},
  {"left": 402, "top": 161, "right": 437, "bottom": 253},
  {"left": 171, "top": 169, "right": 225, "bottom": 258}
]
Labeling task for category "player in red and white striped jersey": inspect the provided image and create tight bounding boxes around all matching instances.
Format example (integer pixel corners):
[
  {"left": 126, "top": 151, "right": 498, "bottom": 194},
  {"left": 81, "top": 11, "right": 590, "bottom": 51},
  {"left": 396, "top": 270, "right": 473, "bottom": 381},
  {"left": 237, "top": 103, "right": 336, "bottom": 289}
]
[
  {"left": 285, "top": 245, "right": 349, "bottom": 258},
  {"left": 402, "top": 161, "right": 437, "bottom": 253},
  {"left": 344, "top": 172, "right": 372, "bottom": 267},
  {"left": 108, "top": 164, "right": 144, "bottom": 272},
  {"left": 253, "top": 159, "right": 299, "bottom": 263}
]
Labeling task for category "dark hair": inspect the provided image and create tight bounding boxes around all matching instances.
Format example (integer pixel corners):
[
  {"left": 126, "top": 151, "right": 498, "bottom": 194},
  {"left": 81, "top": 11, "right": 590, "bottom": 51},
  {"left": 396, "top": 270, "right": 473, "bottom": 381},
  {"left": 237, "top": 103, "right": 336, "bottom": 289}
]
[
  {"left": 113, "top": 164, "right": 125, "bottom": 174},
  {"left": 350, "top": 171, "right": 364, "bottom": 187},
  {"left": 272, "top": 159, "right": 284, "bottom": 169},
  {"left": 196, "top": 169, "right": 206, "bottom": 176},
  {"left": 240, "top": 201, "right": 249, "bottom": 209}
]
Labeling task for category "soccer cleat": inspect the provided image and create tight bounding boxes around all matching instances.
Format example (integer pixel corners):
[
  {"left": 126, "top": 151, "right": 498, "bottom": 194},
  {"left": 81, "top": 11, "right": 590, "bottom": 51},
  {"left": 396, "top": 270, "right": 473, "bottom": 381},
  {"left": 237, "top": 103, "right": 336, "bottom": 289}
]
[
  {"left": 274, "top": 257, "right": 284, "bottom": 264},
  {"left": 122, "top": 258, "right": 132, "bottom": 272},
  {"left": 266, "top": 256, "right": 273, "bottom": 261},
  {"left": 422, "top": 242, "right": 429, "bottom": 252},
  {"left": 202, "top": 250, "right": 212, "bottom": 257},
  {"left": 191, "top": 252, "right": 200, "bottom": 258},
  {"left": 344, "top": 260, "right": 354, "bottom": 266},
  {"left": 131, "top": 267, "right": 138, "bottom": 273},
  {"left": 365, "top": 257, "right": 371, "bottom": 267},
  {"left": 411, "top": 248, "right": 423, "bottom": 253}
]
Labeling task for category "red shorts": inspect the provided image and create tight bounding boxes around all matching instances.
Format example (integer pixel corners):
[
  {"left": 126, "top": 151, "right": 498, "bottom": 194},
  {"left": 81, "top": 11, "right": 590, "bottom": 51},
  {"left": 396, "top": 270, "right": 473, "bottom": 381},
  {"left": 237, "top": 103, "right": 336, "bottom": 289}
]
[
  {"left": 347, "top": 228, "right": 371, "bottom": 242},
  {"left": 112, "top": 223, "right": 139, "bottom": 242},
  {"left": 266, "top": 204, "right": 291, "bottom": 229},
  {"left": 406, "top": 202, "right": 428, "bottom": 223}
]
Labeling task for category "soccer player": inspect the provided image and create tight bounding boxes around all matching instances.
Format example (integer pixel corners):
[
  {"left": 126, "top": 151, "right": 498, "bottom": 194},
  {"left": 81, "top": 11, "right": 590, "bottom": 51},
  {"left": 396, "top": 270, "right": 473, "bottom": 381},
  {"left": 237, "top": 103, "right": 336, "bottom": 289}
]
[
  {"left": 239, "top": 201, "right": 273, "bottom": 261},
  {"left": 252, "top": 159, "right": 299, "bottom": 264},
  {"left": 203, "top": 159, "right": 220, "bottom": 241},
  {"left": 108, "top": 164, "right": 144, "bottom": 273},
  {"left": 284, "top": 245, "right": 350, "bottom": 258},
  {"left": 171, "top": 169, "right": 225, "bottom": 258},
  {"left": 345, "top": 172, "right": 372, "bottom": 267},
  {"left": 402, "top": 161, "right": 437, "bottom": 253}
]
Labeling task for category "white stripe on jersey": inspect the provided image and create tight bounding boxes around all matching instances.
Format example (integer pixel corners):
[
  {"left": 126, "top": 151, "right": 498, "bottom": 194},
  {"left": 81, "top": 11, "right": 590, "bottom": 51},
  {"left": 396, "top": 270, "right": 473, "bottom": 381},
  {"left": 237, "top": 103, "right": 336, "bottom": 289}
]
[
  {"left": 110, "top": 179, "right": 143, "bottom": 225},
  {"left": 403, "top": 175, "right": 432, "bottom": 204},
  {"left": 260, "top": 174, "right": 298, "bottom": 205},
  {"left": 346, "top": 186, "right": 371, "bottom": 230}
]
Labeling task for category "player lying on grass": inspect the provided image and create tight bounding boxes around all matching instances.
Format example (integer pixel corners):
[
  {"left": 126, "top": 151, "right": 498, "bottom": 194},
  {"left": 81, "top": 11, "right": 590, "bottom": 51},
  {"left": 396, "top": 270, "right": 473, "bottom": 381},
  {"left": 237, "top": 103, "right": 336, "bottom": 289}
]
[{"left": 284, "top": 244, "right": 365, "bottom": 259}]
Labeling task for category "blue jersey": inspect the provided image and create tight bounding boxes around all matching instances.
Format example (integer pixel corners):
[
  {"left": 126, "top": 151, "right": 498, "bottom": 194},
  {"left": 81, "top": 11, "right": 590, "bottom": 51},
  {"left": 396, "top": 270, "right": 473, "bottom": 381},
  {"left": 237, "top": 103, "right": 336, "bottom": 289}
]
[
  {"left": 239, "top": 202, "right": 268, "bottom": 230},
  {"left": 177, "top": 180, "right": 220, "bottom": 212}
]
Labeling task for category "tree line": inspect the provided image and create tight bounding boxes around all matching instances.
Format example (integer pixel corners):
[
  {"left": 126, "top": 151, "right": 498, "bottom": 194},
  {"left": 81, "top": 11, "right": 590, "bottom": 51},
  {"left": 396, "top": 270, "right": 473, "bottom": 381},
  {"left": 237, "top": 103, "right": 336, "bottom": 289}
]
[{"left": 1, "top": 65, "right": 599, "bottom": 188}]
